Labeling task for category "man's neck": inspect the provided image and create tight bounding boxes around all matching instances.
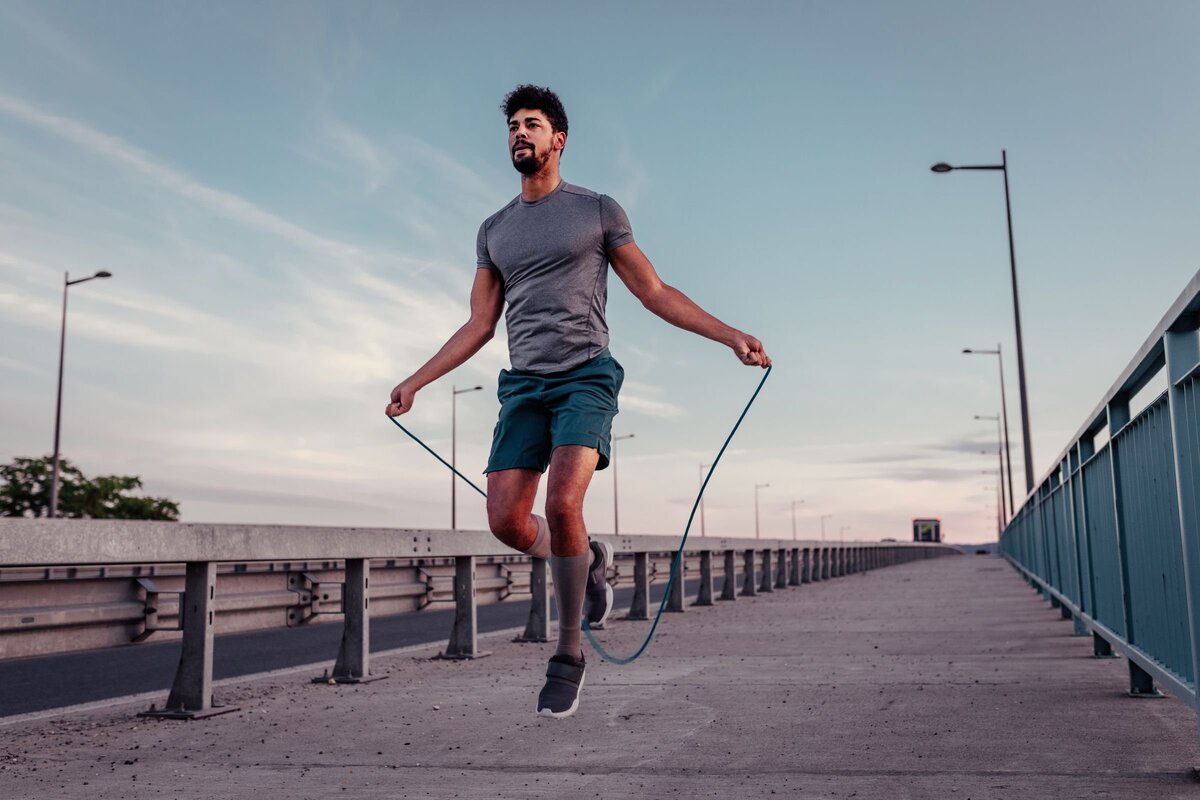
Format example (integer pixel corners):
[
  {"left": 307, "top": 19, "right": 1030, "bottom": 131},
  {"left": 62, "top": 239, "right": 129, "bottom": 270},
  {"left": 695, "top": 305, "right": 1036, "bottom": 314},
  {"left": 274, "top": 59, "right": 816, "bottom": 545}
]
[{"left": 520, "top": 166, "right": 562, "bottom": 203}]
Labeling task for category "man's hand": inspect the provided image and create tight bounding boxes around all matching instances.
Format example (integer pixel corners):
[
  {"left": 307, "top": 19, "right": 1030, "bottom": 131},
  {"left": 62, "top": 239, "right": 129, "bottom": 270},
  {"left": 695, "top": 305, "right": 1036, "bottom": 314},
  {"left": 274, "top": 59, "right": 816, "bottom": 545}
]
[
  {"left": 386, "top": 380, "right": 417, "bottom": 417},
  {"left": 731, "top": 332, "right": 772, "bottom": 368}
]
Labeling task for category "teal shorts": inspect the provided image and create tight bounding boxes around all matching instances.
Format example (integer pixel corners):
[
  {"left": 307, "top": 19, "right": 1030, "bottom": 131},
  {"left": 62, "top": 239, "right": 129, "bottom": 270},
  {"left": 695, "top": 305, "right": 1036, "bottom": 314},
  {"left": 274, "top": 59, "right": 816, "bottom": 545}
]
[{"left": 484, "top": 350, "right": 624, "bottom": 474}]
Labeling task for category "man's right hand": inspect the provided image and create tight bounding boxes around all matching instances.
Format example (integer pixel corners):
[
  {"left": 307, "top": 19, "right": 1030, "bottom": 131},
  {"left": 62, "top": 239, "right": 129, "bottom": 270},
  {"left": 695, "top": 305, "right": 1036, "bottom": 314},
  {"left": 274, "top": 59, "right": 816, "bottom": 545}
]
[{"left": 386, "top": 380, "right": 417, "bottom": 417}]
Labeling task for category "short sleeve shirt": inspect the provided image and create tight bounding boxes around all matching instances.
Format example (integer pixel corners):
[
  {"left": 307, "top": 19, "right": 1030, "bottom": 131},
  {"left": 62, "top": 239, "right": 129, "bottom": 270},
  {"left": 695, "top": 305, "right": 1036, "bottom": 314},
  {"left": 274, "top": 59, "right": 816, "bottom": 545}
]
[{"left": 476, "top": 182, "right": 633, "bottom": 374}]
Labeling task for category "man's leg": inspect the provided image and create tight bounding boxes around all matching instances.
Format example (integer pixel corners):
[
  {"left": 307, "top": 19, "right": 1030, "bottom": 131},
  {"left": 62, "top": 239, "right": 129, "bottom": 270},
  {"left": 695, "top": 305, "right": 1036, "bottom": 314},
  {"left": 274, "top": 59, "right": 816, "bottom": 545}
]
[
  {"left": 545, "top": 445, "right": 600, "bottom": 660},
  {"left": 486, "top": 468, "right": 550, "bottom": 558}
]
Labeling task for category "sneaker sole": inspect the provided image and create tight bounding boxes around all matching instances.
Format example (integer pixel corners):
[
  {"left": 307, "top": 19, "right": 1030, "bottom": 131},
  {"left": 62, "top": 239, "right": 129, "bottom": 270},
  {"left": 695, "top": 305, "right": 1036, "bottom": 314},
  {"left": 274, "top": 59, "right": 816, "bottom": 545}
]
[{"left": 537, "top": 673, "right": 585, "bottom": 719}]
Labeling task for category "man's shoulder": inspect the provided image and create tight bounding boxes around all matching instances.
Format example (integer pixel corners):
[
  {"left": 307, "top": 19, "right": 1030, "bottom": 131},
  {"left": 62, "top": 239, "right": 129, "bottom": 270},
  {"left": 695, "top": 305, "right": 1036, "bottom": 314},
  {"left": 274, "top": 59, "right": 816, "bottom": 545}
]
[
  {"left": 560, "top": 182, "right": 602, "bottom": 202},
  {"left": 480, "top": 195, "right": 521, "bottom": 230}
]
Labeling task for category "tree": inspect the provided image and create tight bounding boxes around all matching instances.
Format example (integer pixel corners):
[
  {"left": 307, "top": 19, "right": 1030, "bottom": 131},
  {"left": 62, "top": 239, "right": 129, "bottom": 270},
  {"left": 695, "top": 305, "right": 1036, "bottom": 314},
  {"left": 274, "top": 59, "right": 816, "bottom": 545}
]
[{"left": 0, "top": 456, "right": 180, "bottom": 520}]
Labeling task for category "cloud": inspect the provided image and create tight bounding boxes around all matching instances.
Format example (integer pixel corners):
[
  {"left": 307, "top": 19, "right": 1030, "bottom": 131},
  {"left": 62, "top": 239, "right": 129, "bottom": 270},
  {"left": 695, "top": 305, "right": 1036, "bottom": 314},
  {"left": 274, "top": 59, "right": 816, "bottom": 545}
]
[{"left": 0, "top": 91, "right": 363, "bottom": 261}]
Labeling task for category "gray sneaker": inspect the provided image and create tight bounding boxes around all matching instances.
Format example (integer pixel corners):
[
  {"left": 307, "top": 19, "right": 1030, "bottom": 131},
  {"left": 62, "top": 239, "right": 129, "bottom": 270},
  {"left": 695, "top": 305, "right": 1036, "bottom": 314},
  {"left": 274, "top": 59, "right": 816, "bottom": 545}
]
[
  {"left": 585, "top": 539, "right": 614, "bottom": 628},
  {"left": 537, "top": 653, "right": 586, "bottom": 719}
]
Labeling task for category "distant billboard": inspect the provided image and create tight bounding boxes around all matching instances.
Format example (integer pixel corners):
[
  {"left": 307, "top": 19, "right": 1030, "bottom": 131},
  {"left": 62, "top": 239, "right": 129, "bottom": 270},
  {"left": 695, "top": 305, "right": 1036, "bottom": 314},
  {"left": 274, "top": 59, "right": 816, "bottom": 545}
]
[{"left": 913, "top": 518, "right": 941, "bottom": 543}]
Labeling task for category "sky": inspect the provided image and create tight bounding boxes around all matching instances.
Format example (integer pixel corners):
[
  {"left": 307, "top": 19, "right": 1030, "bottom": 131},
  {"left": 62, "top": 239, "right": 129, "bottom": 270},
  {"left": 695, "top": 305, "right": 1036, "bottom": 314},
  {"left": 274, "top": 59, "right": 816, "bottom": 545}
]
[{"left": 1, "top": 1, "right": 1198, "bottom": 544}]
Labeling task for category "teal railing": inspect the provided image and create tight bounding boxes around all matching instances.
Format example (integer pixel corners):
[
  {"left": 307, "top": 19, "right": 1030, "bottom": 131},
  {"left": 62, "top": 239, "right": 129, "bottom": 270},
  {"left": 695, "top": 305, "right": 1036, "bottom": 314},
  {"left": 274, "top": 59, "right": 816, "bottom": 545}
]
[{"left": 1001, "top": 269, "right": 1200, "bottom": 730}]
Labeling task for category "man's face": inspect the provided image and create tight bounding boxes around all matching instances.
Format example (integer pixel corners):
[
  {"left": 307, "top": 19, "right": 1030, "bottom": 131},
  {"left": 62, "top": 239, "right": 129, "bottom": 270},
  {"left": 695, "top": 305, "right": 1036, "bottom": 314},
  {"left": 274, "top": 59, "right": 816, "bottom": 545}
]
[{"left": 507, "top": 108, "right": 562, "bottom": 175}]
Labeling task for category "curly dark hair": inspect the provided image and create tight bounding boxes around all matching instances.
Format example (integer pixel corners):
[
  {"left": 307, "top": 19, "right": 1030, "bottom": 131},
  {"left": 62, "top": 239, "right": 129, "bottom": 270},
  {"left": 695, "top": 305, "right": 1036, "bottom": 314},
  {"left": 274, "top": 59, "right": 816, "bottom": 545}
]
[{"left": 501, "top": 84, "right": 568, "bottom": 138}]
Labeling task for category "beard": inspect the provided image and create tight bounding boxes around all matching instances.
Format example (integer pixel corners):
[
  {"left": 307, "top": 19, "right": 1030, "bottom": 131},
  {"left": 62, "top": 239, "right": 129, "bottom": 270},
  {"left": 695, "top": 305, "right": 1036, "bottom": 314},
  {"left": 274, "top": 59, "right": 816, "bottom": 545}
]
[{"left": 511, "top": 145, "right": 550, "bottom": 176}]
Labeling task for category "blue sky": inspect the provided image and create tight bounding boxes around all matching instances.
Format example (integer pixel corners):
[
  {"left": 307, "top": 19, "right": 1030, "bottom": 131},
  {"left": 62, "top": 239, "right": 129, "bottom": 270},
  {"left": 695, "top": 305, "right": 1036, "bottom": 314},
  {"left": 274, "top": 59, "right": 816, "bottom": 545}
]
[{"left": 1, "top": 1, "right": 1198, "bottom": 542}]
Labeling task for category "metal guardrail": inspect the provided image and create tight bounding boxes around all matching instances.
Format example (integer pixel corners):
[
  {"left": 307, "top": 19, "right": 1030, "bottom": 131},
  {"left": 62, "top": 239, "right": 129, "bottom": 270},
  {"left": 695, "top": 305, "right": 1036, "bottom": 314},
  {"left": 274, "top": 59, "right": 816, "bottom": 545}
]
[
  {"left": 1000, "top": 269, "right": 1200, "bottom": 734},
  {"left": 0, "top": 519, "right": 955, "bottom": 718}
]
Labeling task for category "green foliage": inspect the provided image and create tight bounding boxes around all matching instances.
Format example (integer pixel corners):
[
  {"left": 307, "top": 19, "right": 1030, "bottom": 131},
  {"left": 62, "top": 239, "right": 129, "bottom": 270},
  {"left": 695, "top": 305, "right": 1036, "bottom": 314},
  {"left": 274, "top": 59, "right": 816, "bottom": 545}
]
[{"left": 0, "top": 456, "right": 180, "bottom": 520}]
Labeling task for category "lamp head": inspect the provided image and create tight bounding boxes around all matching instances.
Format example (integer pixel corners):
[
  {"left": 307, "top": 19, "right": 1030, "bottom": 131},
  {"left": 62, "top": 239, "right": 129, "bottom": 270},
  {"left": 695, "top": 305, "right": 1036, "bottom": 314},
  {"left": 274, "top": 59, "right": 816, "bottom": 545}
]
[
  {"left": 94, "top": 270, "right": 112, "bottom": 278},
  {"left": 931, "top": 163, "right": 954, "bottom": 173}
]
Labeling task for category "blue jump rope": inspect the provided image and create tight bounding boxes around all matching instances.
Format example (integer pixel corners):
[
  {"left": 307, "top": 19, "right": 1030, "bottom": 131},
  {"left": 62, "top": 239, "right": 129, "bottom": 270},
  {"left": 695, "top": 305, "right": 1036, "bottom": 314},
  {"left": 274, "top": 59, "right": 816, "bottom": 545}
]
[{"left": 388, "top": 364, "right": 771, "bottom": 664}]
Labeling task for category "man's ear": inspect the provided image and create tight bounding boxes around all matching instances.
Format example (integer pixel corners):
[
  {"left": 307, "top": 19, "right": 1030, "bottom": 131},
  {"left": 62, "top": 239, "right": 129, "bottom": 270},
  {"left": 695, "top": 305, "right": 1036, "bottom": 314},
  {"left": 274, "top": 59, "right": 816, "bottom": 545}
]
[{"left": 554, "top": 131, "right": 567, "bottom": 152}]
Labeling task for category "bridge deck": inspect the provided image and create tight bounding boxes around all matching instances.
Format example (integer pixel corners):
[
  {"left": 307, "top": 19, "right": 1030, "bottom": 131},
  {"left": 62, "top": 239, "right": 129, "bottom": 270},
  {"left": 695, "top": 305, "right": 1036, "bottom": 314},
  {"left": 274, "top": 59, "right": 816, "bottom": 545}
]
[{"left": 2, "top": 555, "right": 1198, "bottom": 798}]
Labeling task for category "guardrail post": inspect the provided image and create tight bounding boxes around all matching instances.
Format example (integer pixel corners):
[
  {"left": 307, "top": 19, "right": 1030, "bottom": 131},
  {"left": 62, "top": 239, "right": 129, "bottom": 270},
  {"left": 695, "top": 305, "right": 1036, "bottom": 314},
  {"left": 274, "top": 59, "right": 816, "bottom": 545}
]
[
  {"left": 140, "top": 561, "right": 236, "bottom": 719},
  {"left": 1165, "top": 326, "right": 1200, "bottom": 728},
  {"left": 741, "top": 549, "right": 757, "bottom": 596},
  {"left": 1093, "top": 632, "right": 1117, "bottom": 659},
  {"left": 720, "top": 550, "right": 737, "bottom": 600},
  {"left": 775, "top": 548, "right": 788, "bottom": 588},
  {"left": 439, "top": 556, "right": 491, "bottom": 659},
  {"left": 515, "top": 558, "right": 550, "bottom": 642},
  {"left": 1128, "top": 661, "right": 1166, "bottom": 699},
  {"left": 801, "top": 548, "right": 813, "bottom": 583},
  {"left": 667, "top": 554, "right": 686, "bottom": 612},
  {"left": 627, "top": 552, "right": 651, "bottom": 619},
  {"left": 318, "top": 558, "right": 385, "bottom": 684},
  {"left": 821, "top": 547, "right": 831, "bottom": 580},
  {"left": 759, "top": 549, "right": 774, "bottom": 593},
  {"left": 789, "top": 548, "right": 801, "bottom": 586},
  {"left": 694, "top": 551, "right": 714, "bottom": 606}
]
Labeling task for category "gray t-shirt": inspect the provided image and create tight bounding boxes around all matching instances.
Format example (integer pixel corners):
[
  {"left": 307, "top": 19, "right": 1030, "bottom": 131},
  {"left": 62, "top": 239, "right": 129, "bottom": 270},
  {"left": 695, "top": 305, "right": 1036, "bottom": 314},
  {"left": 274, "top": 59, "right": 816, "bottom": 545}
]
[{"left": 476, "top": 182, "right": 634, "bottom": 374}]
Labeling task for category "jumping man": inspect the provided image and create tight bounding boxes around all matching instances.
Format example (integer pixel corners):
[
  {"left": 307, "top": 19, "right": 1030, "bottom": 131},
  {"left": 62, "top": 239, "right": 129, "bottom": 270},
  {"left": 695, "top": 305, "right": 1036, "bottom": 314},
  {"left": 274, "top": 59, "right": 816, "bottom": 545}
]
[{"left": 386, "top": 85, "right": 770, "bottom": 719}]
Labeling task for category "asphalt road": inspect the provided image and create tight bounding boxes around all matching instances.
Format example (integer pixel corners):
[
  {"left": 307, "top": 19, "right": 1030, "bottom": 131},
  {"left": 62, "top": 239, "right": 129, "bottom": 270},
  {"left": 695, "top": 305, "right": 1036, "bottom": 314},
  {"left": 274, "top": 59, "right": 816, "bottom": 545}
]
[{"left": 0, "top": 580, "right": 700, "bottom": 717}]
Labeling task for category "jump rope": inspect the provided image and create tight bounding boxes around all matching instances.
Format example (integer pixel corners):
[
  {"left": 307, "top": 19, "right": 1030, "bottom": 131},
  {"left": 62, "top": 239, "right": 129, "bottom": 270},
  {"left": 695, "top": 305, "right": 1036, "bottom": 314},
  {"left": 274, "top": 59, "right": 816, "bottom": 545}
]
[{"left": 388, "top": 364, "right": 771, "bottom": 664}]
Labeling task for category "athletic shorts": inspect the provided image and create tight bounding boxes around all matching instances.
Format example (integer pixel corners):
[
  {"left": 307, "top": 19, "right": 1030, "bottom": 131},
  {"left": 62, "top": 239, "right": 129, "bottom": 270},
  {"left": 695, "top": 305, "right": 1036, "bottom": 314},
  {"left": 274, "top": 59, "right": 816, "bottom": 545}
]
[{"left": 484, "top": 350, "right": 624, "bottom": 474}]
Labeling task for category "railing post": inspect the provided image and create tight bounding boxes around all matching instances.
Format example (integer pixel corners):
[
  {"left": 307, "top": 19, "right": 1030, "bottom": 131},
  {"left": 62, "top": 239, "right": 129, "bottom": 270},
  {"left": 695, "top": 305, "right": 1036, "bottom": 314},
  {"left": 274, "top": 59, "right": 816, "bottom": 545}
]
[
  {"left": 720, "top": 550, "right": 737, "bottom": 600},
  {"left": 821, "top": 547, "right": 831, "bottom": 580},
  {"left": 1165, "top": 326, "right": 1200, "bottom": 726},
  {"left": 741, "top": 549, "right": 757, "bottom": 596},
  {"left": 1093, "top": 632, "right": 1117, "bottom": 659},
  {"left": 439, "top": 555, "right": 491, "bottom": 659},
  {"left": 667, "top": 553, "right": 686, "bottom": 612},
  {"left": 775, "top": 548, "right": 788, "bottom": 588},
  {"left": 801, "top": 547, "right": 812, "bottom": 583},
  {"left": 789, "top": 548, "right": 801, "bottom": 586},
  {"left": 515, "top": 558, "right": 550, "bottom": 642},
  {"left": 627, "top": 552, "right": 651, "bottom": 619},
  {"left": 1105, "top": 397, "right": 1140, "bottom": 661},
  {"left": 694, "top": 550, "right": 715, "bottom": 606},
  {"left": 1128, "top": 660, "right": 1166, "bottom": 699},
  {"left": 319, "top": 558, "right": 384, "bottom": 684},
  {"left": 141, "top": 561, "right": 236, "bottom": 719},
  {"left": 759, "top": 549, "right": 774, "bottom": 592}
]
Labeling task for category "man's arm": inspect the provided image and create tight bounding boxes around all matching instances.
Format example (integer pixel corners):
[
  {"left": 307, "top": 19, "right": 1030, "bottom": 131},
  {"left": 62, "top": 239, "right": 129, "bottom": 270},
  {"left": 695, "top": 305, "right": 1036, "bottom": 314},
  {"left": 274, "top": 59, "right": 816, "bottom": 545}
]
[
  {"left": 386, "top": 268, "right": 505, "bottom": 416},
  {"left": 609, "top": 242, "right": 771, "bottom": 367}
]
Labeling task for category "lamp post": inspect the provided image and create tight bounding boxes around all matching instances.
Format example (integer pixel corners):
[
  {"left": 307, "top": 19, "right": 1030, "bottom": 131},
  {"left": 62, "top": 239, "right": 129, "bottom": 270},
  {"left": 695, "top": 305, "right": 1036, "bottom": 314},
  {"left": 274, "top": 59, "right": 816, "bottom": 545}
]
[
  {"left": 50, "top": 269, "right": 113, "bottom": 519},
  {"left": 698, "top": 462, "right": 711, "bottom": 537},
  {"left": 791, "top": 499, "right": 804, "bottom": 540},
  {"left": 974, "top": 413, "right": 1007, "bottom": 523},
  {"left": 932, "top": 152, "right": 1035, "bottom": 492},
  {"left": 451, "top": 384, "right": 482, "bottom": 529},
  {"left": 754, "top": 483, "right": 770, "bottom": 539},
  {"left": 963, "top": 344, "right": 1015, "bottom": 515},
  {"left": 820, "top": 513, "right": 833, "bottom": 541},
  {"left": 612, "top": 433, "right": 636, "bottom": 535}
]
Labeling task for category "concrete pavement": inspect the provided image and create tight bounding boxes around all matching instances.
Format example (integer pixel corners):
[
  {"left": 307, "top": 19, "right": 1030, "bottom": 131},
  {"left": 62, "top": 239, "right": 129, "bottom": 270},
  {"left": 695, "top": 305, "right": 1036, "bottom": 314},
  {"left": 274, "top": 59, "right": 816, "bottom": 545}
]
[{"left": 2, "top": 554, "right": 1198, "bottom": 799}]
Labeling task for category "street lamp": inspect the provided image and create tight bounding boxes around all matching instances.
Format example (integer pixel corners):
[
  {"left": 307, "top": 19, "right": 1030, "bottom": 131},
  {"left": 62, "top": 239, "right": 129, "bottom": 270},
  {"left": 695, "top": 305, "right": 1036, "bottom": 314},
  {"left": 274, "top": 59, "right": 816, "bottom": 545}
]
[
  {"left": 964, "top": 345, "right": 1015, "bottom": 515},
  {"left": 932, "top": 152, "right": 1035, "bottom": 492},
  {"left": 820, "top": 513, "right": 833, "bottom": 541},
  {"left": 451, "top": 384, "right": 483, "bottom": 529},
  {"left": 754, "top": 483, "right": 770, "bottom": 538},
  {"left": 612, "top": 433, "right": 636, "bottom": 535},
  {"left": 698, "top": 462, "right": 712, "bottom": 537},
  {"left": 791, "top": 499, "right": 804, "bottom": 540},
  {"left": 974, "top": 413, "right": 1007, "bottom": 523},
  {"left": 50, "top": 269, "right": 113, "bottom": 518}
]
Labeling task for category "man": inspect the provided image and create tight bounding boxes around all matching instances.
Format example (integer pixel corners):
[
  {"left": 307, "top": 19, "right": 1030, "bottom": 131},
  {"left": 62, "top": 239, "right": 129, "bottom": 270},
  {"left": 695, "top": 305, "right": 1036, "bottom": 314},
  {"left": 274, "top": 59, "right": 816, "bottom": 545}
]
[{"left": 386, "top": 84, "right": 770, "bottom": 719}]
